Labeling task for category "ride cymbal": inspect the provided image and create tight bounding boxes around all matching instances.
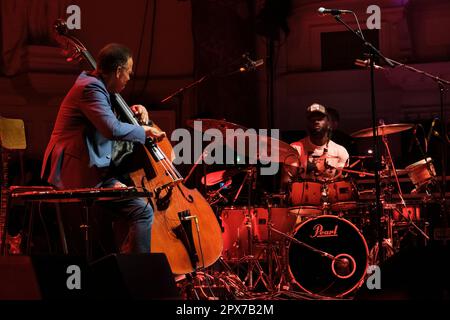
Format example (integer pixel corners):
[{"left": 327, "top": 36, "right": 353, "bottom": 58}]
[{"left": 351, "top": 124, "right": 414, "bottom": 138}]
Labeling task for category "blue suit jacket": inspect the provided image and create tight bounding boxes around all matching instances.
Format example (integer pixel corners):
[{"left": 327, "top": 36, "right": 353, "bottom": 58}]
[{"left": 41, "top": 71, "right": 146, "bottom": 189}]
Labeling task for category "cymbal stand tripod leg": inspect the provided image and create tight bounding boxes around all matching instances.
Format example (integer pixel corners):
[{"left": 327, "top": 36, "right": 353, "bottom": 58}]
[
  {"left": 268, "top": 226, "right": 304, "bottom": 292},
  {"left": 275, "top": 239, "right": 292, "bottom": 291},
  {"left": 264, "top": 205, "right": 282, "bottom": 290},
  {"left": 242, "top": 223, "right": 269, "bottom": 291},
  {"left": 369, "top": 210, "right": 395, "bottom": 265},
  {"left": 242, "top": 254, "right": 273, "bottom": 292}
]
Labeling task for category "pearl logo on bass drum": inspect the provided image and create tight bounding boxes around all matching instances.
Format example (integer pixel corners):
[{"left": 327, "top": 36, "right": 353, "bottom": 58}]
[{"left": 311, "top": 224, "right": 339, "bottom": 238}]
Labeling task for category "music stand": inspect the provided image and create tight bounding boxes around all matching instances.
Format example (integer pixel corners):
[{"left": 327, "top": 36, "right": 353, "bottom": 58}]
[{"left": 8, "top": 187, "right": 153, "bottom": 261}]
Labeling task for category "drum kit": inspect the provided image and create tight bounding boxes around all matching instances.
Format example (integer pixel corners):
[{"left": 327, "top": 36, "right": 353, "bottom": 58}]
[{"left": 186, "top": 119, "right": 437, "bottom": 298}]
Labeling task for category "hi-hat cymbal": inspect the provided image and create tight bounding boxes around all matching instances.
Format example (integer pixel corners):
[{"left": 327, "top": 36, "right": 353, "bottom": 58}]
[
  {"left": 351, "top": 124, "right": 414, "bottom": 138},
  {"left": 186, "top": 118, "right": 247, "bottom": 133}
]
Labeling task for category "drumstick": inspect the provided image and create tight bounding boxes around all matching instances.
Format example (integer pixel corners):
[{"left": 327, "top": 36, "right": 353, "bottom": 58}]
[
  {"left": 349, "top": 159, "right": 361, "bottom": 168},
  {"left": 341, "top": 168, "right": 375, "bottom": 177}
]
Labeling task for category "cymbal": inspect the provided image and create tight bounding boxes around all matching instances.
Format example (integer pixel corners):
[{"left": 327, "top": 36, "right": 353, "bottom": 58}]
[
  {"left": 246, "top": 134, "right": 299, "bottom": 163},
  {"left": 351, "top": 124, "right": 414, "bottom": 138},
  {"left": 186, "top": 118, "right": 298, "bottom": 163},
  {"left": 201, "top": 168, "right": 242, "bottom": 186},
  {"left": 186, "top": 118, "right": 247, "bottom": 133}
]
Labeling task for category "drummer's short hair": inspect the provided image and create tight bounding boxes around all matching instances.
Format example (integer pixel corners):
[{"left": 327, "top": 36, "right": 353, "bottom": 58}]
[{"left": 97, "top": 43, "right": 132, "bottom": 74}]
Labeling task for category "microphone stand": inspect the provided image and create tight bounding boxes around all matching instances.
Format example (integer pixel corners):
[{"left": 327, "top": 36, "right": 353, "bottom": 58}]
[
  {"left": 161, "top": 53, "right": 263, "bottom": 195},
  {"left": 160, "top": 53, "right": 264, "bottom": 126},
  {"left": 160, "top": 75, "right": 208, "bottom": 128},
  {"left": 332, "top": 13, "right": 395, "bottom": 264},
  {"left": 371, "top": 58, "right": 450, "bottom": 233},
  {"left": 333, "top": 12, "right": 450, "bottom": 246}
]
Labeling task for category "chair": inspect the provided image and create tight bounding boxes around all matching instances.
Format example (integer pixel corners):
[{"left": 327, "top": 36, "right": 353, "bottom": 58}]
[
  {"left": 1, "top": 116, "right": 27, "bottom": 255},
  {"left": 0, "top": 116, "right": 68, "bottom": 256}
]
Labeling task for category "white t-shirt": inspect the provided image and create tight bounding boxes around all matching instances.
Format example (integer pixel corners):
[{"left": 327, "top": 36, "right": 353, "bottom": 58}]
[{"left": 290, "top": 137, "right": 349, "bottom": 181}]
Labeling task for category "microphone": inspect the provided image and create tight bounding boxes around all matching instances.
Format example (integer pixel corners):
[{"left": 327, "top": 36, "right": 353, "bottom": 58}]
[
  {"left": 426, "top": 117, "right": 439, "bottom": 151},
  {"left": 240, "top": 53, "right": 264, "bottom": 72},
  {"left": 355, "top": 58, "right": 385, "bottom": 70},
  {"left": 318, "top": 7, "right": 352, "bottom": 15}
]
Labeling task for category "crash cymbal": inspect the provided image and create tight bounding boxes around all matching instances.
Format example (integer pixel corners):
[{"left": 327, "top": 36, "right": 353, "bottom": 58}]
[
  {"left": 201, "top": 168, "right": 243, "bottom": 186},
  {"left": 186, "top": 118, "right": 247, "bottom": 133},
  {"left": 351, "top": 124, "right": 414, "bottom": 138},
  {"left": 186, "top": 119, "right": 299, "bottom": 163},
  {"left": 247, "top": 134, "right": 299, "bottom": 164}
]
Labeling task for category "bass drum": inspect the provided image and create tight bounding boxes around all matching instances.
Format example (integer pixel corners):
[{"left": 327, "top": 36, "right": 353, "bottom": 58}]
[{"left": 288, "top": 215, "right": 368, "bottom": 297}]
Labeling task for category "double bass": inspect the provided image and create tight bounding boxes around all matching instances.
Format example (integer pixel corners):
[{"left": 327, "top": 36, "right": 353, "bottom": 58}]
[{"left": 54, "top": 20, "right": 222, "bottom": 274}]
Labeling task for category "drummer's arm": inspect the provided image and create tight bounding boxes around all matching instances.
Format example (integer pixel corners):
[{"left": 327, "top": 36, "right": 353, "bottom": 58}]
[
  {"left": 335, "top": 148, "right": 350, "bottom": 177},
  {"left": 339, "top": 147, "right": 350, "bottom": 168}
]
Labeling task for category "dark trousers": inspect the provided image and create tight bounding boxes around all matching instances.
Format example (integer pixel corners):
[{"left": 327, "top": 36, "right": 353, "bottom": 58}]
[{"left": 100, "top": 178, "right": 153, "bottom": 253}]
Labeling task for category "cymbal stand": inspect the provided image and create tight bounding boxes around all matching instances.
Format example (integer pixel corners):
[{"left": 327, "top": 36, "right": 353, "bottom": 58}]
[
  {"left": 233, "top": 167, "right": 272, "bottom": 291},
  {"left": 382, "top": 134, "right": 429, "bottom": 242},
  {"left": 184, "top": 144, "right": 211, "bottom": 195},
  {"left": 381, "top": 132, "right": 407, "bottom": 207},
  {"left": 411, "top": 125, "right": 436, "bottom": 199},
  {"left": 321, "top": 180, "right": 332, "bottom": 215}
]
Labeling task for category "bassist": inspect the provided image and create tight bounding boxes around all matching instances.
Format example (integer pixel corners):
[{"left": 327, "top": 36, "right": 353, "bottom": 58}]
[{"left": 41, "top": 43, "right": 165, "bottom": 254}]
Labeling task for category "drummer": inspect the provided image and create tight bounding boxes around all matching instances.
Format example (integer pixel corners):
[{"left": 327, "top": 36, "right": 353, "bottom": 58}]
[{"left": 284, "top": 103, "right": 349, "bottom": 182}]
